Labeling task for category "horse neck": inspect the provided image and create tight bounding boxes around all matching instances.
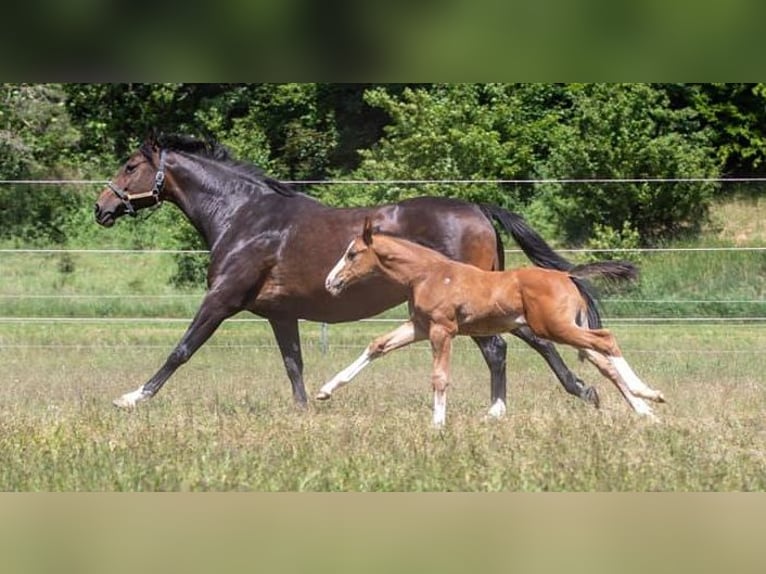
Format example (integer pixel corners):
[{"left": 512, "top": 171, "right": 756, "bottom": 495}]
[
  {"left": 372, "top": 235, "right": 446, "bottom": 287},
  {"left": 163, "top": 152, "right": 274, "bottom": 250}
]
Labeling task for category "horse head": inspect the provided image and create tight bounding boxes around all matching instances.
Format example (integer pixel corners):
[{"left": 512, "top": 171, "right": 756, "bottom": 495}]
[
  {"left": 325, "top": 217, "right": 377, "bottom": 296},
  {"left": 95, "top": 137, "right": 167, "bottom": 227}
]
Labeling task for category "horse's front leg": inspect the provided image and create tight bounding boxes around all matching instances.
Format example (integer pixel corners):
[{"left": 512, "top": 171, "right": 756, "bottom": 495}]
[
  {"left": 430, "top": 324, "right": 454, "bottom": 427},
  {"left": 316, "top": 321, "right": 427, "bottom": 400},
  {"left": 269, "top": 317, "right": 308, "bottom": 407},
  {"left": 471, "top": 335, "right": 508, "bottom": 418},
  {"left": 113, "top": 291, "right": 237, "bottom": 408}
]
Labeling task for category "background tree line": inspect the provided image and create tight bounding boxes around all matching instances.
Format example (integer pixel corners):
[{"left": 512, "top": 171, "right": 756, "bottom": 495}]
[{"left": 2, "top": 83, "right": 765, "bottom": 254}]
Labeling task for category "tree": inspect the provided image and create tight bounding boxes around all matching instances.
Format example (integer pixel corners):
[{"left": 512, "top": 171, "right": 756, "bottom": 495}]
[
  {"left": 528, "top": 83, "right": 721, "bottom": 245},
  {"left": 0, "top": 83, "right": 82, "bottom": 243},
  {"left": 326, "top": 84, "right": 566, "bottom": 207}
]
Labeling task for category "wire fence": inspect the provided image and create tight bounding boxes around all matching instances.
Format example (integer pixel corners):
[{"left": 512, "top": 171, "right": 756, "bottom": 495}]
[
  {"left": 1, "top": 177, "right": 764, "bottom": 351},
  {"left": 4, "top": 176, "right": 766, "bottom": 186}
]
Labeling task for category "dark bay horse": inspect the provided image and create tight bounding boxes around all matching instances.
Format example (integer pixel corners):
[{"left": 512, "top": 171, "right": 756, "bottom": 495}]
[
  {"left": 94, "top": 134, "right": 597, "bottom": 413},
  {"left": 325, "top": 218, "right": 666, "bottom": 425}
]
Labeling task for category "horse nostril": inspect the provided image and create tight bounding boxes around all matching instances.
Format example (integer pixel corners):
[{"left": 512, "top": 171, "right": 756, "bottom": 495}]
[{"left": 94, "top": 204, "right": 100, "bottom": 215}]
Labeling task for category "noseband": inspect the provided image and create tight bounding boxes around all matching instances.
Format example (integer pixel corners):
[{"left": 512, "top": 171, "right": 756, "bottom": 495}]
[{"left": 107, "top": 150, "right": 167, "bottom": 217}]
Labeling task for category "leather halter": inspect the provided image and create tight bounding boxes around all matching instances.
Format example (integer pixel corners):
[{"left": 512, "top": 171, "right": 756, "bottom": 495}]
[{"left": 106, "top": 150, "right": 167, "bottom": 217}]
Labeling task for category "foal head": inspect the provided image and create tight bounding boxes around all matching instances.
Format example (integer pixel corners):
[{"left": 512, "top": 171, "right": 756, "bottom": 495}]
[{"left": 325, "top": 217, "right": 379, "bottom": 296}]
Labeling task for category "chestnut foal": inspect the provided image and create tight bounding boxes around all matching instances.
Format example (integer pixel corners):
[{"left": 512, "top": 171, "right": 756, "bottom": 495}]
[{"left": 323, "top": 218, "right": 665, "bottom": 426}]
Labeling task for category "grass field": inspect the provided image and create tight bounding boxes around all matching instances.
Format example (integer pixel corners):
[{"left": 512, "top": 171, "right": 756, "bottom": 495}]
[
  {"left": 0, "top": 319, "right": 763, "bottom": 491},
  {"left": 0, "top": 197, "right": 764, "bottom": 491}
]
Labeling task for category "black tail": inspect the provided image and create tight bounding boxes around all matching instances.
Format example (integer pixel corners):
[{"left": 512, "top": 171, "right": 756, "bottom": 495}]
[
  {"left": 569, "top": 261, "right": 639, "bottom": 330},
  {"left": 569, "top": 260, "right": 639, "bottom": 283},
  {"left": 570, "top": 276, "right": 604, "bottom": 329},
  {"left": 479, "top": 203, "right": 574, "bottom": 271}
]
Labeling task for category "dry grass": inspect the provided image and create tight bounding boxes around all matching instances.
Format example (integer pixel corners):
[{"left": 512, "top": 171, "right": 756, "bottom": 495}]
[
  {"left": 0, "top": 321, "right": 763, "bottom": 491},
  {"left": 706, "top": 194, "right": 766, "bottom": 245}
]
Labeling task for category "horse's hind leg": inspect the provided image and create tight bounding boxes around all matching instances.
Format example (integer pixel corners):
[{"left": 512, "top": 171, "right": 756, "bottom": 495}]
[
  {"left": 316, "top": 321, "right": 426, "bottom": 400},
  {"left": 580, "top": 349, "right": 658, "bottom": 419},
  {"left": 609, "top": 355, "right": 665, "bottom": 403},
  {"left": 511, "top": 326, "right": 600, "bottom": 409}
]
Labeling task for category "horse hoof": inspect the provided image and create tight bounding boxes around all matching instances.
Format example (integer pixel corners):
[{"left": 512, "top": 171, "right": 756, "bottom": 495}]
[
  {"left": 655, "top": 391, "right": 666, "bottom": 403},
  {"left": 583, "top": 386, "right": 600, "bottom": 409},
  {"left": 487, "top": 399, "right": 507, "bottom": 418},
  {"left": 315, "top": 391, "right": 331, "bottom": 401},
  {"left": 112, "top": 396, "right": 137, "bottom": 409},
  {"left": 112, "top": 389, "right": 150, "bottom": 409}
]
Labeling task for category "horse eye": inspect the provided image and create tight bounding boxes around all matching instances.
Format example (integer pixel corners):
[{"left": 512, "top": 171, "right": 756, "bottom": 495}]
[
  {"left": 347, "top": 251, "right": 357, "bottom": 261},
  {"left": 125, "top": 164, "right": 137, "bottom": 174}
]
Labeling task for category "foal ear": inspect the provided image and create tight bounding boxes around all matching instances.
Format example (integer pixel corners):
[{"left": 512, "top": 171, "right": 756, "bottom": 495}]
[{"left": 362, "top": 217, "right": 374, "bottom": 246}]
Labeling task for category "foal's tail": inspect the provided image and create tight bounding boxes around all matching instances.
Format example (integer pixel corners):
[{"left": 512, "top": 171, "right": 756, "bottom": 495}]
[
  {"left": 569, "top": 260, "right": 639, "bottom": 330},
  {"left": 479, "top": 203, "right": 574, "bottom": 271},
  {"left": 569, "top": 260, "right": 639, "bottom": 283}
]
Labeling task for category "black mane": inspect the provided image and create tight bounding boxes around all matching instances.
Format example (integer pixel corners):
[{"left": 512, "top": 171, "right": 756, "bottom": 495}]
[{"left": 141, "top": 133, "right": 297, "bottom": 197}]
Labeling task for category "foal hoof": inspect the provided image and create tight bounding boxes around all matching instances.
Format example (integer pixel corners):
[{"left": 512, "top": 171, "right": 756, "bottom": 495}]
[
  {"left": 315, "top": 390, "right": 332, "bottom": 401},
  {"left": 583, "top": 386, "right": 601, "bottom": 409}
]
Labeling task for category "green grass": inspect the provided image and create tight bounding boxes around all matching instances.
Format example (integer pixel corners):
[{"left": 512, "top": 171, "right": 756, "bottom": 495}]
[
  {"left": 0, "top": 197, "right": 763, "bottom": 491},
  {"left": 0, "top": 320, "right": 763, "bottom": 491}
]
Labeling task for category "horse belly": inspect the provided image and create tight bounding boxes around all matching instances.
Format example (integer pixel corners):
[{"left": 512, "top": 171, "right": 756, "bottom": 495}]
[
  {"left": 251, "top": 275, "right": 408, "bottom": 323},
  {"left": 457, "top": 314, "right": 523, "bottom": 337}
]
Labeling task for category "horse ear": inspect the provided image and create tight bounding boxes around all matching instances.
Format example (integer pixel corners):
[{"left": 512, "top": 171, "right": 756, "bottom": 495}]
[
  {"left": 145, "top": 128, "right": 160, "bottom": 151},
  {"left": 362, "top": 217, "right": 373, "bottom": 245}
]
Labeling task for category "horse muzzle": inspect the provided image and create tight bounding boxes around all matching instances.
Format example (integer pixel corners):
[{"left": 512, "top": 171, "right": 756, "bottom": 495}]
[
  {"left": 94, "top": 203, "right": 116, "bottom": 227},
  {"left": 325, "top": 275, "right": 346, "bottom": 297}
]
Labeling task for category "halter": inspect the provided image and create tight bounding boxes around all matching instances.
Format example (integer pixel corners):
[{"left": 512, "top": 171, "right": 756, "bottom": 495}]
[{"left": 107, "top": 149, "right": 167, "bottom": 217}]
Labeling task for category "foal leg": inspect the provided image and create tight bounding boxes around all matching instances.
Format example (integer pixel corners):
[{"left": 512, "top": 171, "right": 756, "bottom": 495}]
[
  {"left": 549, "top": 323, "right": 664, "bottom": 418},
  {"left": 315, "top": 321, "right": 426, "bottom": 400},
  {"left": 580, "top": 349, "right": 658, "bottom": 420},
  {"left": 430, "top": 325, "right": 454, "bottom": 427},
  {"left": 575, "top": 328, "right": 664, "bottom": 403}
]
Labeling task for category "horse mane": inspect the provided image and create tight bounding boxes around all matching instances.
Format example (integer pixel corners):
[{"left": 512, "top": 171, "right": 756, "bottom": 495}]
[{"left": 140, "top": 132, "right": 298, "bottom": 197}]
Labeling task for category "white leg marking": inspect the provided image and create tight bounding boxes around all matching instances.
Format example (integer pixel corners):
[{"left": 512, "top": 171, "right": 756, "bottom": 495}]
[
  {"left": 487, "top": 398, "right": 507, "bottom": 418},
  {"left": 583, "top": 350, "right": 658, "bottom": 420},
  {"left": 610, "top": 356, "right": 665, "bottom": 402},
  {"left": 433, "top": 392, "right": 447, "bottom": 427},
  {"left": 113, "top": 387, "right": 151, "bottom": 409},
  {"left": 316, "top": 350, "right": 372, "bottom": 399},
  {"left": 316, "top": 322, "right": 419, "bottom": 400}
]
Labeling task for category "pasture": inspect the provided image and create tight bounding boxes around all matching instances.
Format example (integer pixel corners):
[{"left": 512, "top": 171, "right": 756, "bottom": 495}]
[
  {"left": 0, "top": 318, "right": 763, "bottom": 491},
  {"left": 1, "top": 195, "right": 765, "bottom": 491}
]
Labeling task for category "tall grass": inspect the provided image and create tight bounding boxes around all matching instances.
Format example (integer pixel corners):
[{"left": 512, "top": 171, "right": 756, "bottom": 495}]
[
  {"left": 0, "top": 320, "right": 763, "bottom": 491},
  {"left": 0, "top": 196, "right": 763, "bottom": 491}
]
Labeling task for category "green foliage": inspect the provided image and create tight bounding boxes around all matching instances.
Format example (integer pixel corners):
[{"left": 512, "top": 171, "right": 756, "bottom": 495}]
[
  {"left": 331, "top": 84, "right": 564, "bottom": 208},
  {"left": 529, "top": 84, "right": 720, "bottom": 245},
  {"left": 584, "top": 221, "right": 642, "bottom": 263},
  {"left": 674, "top": 83, "right": 766, "bottom": 177},
  {"left": 0, "top": 84, "right": 83, "bottom": 244},
  {"left": 2, "top": 83, "right": 762, "bottom": 257}
]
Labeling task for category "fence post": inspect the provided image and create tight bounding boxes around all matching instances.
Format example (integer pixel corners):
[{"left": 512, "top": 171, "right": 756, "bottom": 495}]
[{"left": 320, "top": 322, "right": 329, "bottom": 355}]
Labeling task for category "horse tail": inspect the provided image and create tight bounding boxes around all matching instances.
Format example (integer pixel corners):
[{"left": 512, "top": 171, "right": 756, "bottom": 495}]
[
  {"left": 569, "top": 260, "right": 639, "bottom": 283},
  {"left": 569, "top": 260, "right": 638, "bottom": 330},
  {"left": 479, "top": 203, "right": 574, "bottom": 272},
  {"left": 570, "top": 276, "right": 603, "bottom": 329}
]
